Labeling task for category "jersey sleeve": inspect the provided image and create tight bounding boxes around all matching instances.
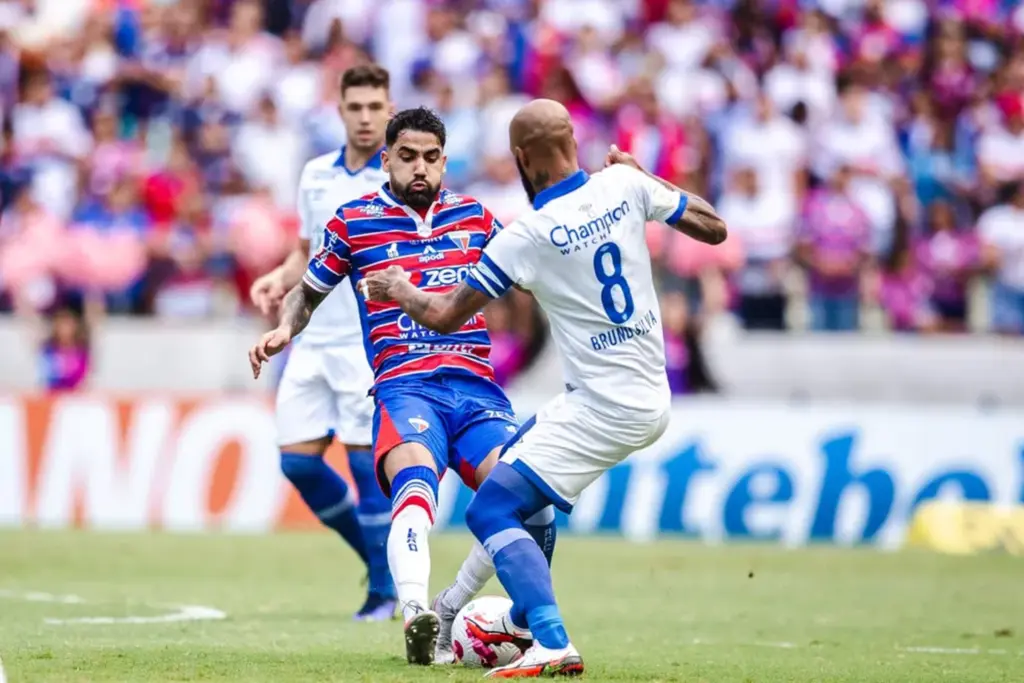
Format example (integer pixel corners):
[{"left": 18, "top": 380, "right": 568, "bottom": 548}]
[
  {"left": 302, "top": 213, "right": 352, "bottom": 293},
  {"left": 482, "top": 206, "right": 504, "bottom": 244},
  {"left": 296, "top": 164, "right": 315, "bottom": 241},
  {"left": 465, "top": 222, "right": 535, "bottom": 299},
  {"left": 621, "top": 165, "right": 688, "bottom": 225}
]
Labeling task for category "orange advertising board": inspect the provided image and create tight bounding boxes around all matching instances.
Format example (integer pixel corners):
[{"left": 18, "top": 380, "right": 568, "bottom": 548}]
[{"left": 0, "top": 395, "right": 352, "bottom": 531}]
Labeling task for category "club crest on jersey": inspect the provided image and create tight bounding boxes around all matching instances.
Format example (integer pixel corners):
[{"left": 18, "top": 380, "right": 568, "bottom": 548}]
[
  {"left": 361, "top": 203, "right": 385, "bottom": 217},
  {"left": 408, "top": 417, "right": 430, "bottom": 433},
  {"left": 448, "top": 230, "right": 471, "bottom": 253},
  {"left": 419, "top": 245, "right": 445, "bottom": 263},
  {"left": 387, "top": 243, "right": 400, "bottom": 259}
]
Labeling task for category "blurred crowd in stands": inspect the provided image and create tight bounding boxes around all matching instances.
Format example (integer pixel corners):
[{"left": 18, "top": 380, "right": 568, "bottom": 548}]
[{"left": 1, "top": 0, "right": 1023, "bottom": 393}]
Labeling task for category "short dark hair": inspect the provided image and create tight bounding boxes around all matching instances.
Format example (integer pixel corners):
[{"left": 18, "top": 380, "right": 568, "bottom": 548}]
[
  {"left": 385, "top": 106, "right": 446, "bottom": 148},
  {"left": 340, "top": 64, "right": 390, "bottom": 97}
]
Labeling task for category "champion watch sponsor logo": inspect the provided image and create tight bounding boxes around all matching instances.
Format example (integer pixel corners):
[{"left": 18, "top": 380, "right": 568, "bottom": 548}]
[{"left": 550, "top": 200, "right": 631, "bottom": 252}]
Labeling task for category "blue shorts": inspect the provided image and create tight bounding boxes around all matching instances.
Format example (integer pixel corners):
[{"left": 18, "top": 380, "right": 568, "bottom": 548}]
[{"left": 372, "top": 374, "right": 519, "bottom": 497}]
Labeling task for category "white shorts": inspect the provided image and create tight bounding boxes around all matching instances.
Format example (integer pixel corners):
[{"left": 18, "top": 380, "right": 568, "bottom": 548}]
[
  {"left": 501, "top": 391, "right": 669, "bottom": 510},
  {"left": 275, "top": 342, "right": 375, "bottom": 447}
]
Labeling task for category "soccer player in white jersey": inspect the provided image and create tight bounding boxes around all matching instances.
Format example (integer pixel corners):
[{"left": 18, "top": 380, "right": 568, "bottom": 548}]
[
  {"left": 249, "top": 64, "right": 396, "bottom": 621},
  {"left": 361, "top": 99, "right": 726, "bottom": 676}
]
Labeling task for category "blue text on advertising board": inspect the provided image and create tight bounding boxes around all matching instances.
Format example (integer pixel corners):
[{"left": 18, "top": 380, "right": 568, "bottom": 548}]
[{"left": 442, "top": 434, "right": 1024, "bottom": 542}]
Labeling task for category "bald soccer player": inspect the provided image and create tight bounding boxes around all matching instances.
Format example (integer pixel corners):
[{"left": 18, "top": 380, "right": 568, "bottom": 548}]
[{"left": 360, "top": 99, "right": 726, "bottom": 678}]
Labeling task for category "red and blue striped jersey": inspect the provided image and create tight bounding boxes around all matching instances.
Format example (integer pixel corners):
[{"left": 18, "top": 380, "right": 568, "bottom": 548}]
[{"left": 303, "top": 184, "right": 503, "bottom": 388}]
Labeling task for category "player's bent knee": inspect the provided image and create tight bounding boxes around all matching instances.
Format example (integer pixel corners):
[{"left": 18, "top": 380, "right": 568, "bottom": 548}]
[
  {"left": 473, "top": 446, "right": 503, "bottom": 488},
  {"left": 380, "top": 442, "right": 437, "bottom": 483},
  {"left": 464, "top": 495, "right": 495, "bottom": 540}
]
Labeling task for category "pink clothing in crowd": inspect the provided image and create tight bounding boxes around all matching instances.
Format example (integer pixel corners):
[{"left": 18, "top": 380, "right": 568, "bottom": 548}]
[
  {"left": 880, "top": 266, "right": 936, "bottom": 332},
  {"left": 646, "top": 221, "right": 744, "bottom": 278},
  {"left": 0, "top": 206, "right": 66, "bottom": 298}
]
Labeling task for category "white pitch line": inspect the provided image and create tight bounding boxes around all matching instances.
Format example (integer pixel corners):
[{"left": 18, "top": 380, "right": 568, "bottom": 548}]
[
  {"left": 0, "top": 589, "right": 226, "bottom": 625},
  {"left": 45, "top": 605, "right": 226, "bottom": 625}
]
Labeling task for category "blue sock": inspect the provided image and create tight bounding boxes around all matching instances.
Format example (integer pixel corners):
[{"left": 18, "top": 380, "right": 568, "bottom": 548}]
[
  {"left": 348, "top": 448, "right": 395, "bottom": 598},
  {"left": 524, "top": 506, "right": 557, "bottom": 566},
  {"left": 465, "top": 463, "right": 570, "bottom": 650},
  {"left": 280, "top": 452, "right": 368, "bottom": 565}
]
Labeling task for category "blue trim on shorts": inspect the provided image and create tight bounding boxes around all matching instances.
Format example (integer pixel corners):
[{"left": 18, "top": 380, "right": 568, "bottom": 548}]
[
  {"left": 509, "top": 458, "right": 573, "bottom": 514},
  {"left": 499, "top": 414, "right": 537, "bottom": 457}
]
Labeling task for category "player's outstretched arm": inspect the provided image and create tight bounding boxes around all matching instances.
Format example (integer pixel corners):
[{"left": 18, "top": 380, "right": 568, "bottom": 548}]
[
  {"left": 248, "top": 281, "right": 327, "bottom": 379},
  {"left": 279, "top": 281, "right": 328, "bottom": 338},
  {"left": 362, "top": 267, "right": 489, "bottom": 334},
  {"left": 671, "top": 190, "right": 727, "bottom": 246},
  {"left": 606, "top": 145, "right": 727, "bottom": 246}
]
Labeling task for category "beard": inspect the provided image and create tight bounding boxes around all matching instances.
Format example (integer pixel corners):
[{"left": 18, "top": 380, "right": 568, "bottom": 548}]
[
  {"left": 392, "top": 178, "right": 440, "bottom": 210},
  {"left": 516, "top": 158, "right": 537, "bottom": 203}
]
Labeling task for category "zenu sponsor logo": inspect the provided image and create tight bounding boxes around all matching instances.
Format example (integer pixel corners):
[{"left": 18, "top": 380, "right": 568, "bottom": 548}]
[{"left": 550, "top": 201, "right": 630, "bottom": 253}]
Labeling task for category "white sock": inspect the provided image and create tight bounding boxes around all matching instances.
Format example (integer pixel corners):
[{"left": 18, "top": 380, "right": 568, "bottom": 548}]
[
  {"left": 441, "top": 541, "right": 495, "bottom": 613},
  {"left": 388, "top": 480, "right": 437, "bottom": 622}
]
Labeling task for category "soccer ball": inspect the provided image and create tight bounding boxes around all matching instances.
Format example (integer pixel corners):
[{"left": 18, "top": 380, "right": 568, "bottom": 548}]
[{"left": 451, "top": 595, "right": 523, "bottom": 668}]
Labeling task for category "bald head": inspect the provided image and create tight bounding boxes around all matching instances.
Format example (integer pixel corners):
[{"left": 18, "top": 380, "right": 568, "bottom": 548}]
[
  {"left": 510, "top": 99, "right": 579, "bottom": 202},
  {"left": 509, "top": 99, "right": 575, "bottom": 156}
]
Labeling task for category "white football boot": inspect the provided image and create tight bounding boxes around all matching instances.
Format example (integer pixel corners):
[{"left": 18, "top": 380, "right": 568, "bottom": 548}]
[
  {"left": 403, "top": 602, "right": 440, "bottom": 665},
  {"left": 483, "top": 642, "right": 584, "bottom": 678}
]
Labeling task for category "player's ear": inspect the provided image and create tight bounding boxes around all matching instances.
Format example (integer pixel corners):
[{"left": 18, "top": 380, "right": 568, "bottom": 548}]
[
  {"left": 441, "top": 154, "right": 448, "bottom": 175},
  {"left": 381, "top": 149, "right": 390, "bottom": 172},
  {"left": 512, "top": 146, "right": 527, "bottom": 168}
]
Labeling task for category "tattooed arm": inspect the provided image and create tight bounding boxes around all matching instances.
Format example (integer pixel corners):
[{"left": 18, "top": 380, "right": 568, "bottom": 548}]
[
  {"left": 362, "top": 268, "right": 489, "bottom": 335},
  {"left": 278, "top": 281, "right": 327, "bottom": 338},
  {"left": 248, "top": 282, "right": 327, "bottom": 379}
]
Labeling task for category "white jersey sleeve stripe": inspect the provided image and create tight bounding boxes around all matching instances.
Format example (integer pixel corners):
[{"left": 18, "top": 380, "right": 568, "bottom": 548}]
[
  {"left": 302, "top": 270, "right": 335, "bottom": 293},
  {"left": 666, "top": 195, "right": 688, "bottom": 224},
  {"left": 467, "top": 254, "right": 513, "bottom": 299}
]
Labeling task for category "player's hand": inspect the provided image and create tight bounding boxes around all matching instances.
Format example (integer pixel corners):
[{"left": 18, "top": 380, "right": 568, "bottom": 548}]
[
  {"left": 359, "top": 266, "right": 411, "bottom": 302},
  {"left": 248, "top": 326, "right": 292, "bottom": 379},
  {"left": 249, "top": 270, "right": 288, "bottom": 317},
  {"left": 604, "top": 144, "right": 643, "bottom": 172}
]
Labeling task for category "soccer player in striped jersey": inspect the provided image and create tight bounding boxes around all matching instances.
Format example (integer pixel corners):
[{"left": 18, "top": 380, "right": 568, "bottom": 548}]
[
  {"left": 361, "top": 99, "right": 727, "bottom": 678},
  {"left": 248, "top": 107, "right": 556, "bottom": 666}
]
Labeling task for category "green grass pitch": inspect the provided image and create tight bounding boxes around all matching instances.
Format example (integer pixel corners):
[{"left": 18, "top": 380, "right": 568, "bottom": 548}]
[{"left": 0, "top": 529, "right": 1021, "bottom": 682}]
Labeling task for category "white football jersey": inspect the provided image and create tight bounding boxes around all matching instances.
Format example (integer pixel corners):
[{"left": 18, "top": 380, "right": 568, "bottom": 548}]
[
  {"left": 467, "top": 164, "right": 688, "bottom": 414},
  {"left": 296, "top": 147, "right": 388, "bottom": 347}
]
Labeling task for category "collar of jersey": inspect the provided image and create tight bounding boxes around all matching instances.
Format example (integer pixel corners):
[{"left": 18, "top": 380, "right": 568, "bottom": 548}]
[
  {"left": 532, "top": 170, "right": 589, "bottom": 210},
  {"left": 377, "top": 183, "right": 440, "bottom": 234},
  {"left": 333, "top": 146, "right": 384, "bottom": 175}
]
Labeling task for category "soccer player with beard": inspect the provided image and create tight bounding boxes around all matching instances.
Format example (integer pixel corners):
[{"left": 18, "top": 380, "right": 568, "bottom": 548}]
[
  {"left": 361, "top": 99, "right": 727, "bottom": 678},
  {"left": 248, "top": 107, "right": 557, "bottom": 666}
]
